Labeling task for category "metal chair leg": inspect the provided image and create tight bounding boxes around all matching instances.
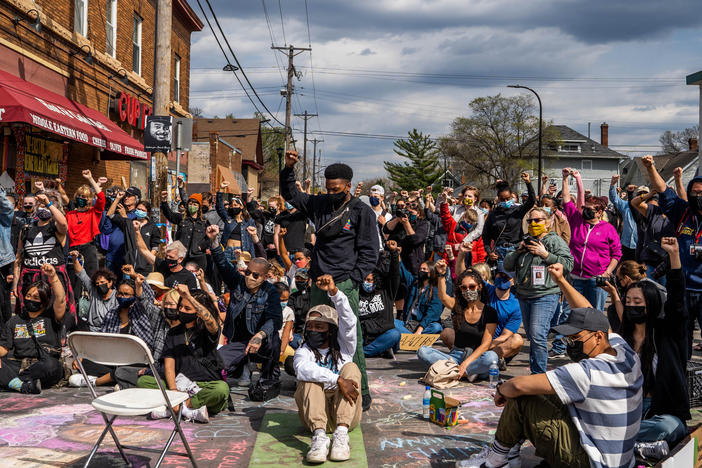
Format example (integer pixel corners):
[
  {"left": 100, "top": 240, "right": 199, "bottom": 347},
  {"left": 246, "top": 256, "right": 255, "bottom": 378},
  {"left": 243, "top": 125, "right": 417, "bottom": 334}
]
[
  {"left": 83, "top": 416, "right": 114, "bottom": 468},
  {"left": 173, "top": 406, "right": 198, "bottom": 468},
  {"left": 105, "top": 417, "right": 131, "bottom": 467}
]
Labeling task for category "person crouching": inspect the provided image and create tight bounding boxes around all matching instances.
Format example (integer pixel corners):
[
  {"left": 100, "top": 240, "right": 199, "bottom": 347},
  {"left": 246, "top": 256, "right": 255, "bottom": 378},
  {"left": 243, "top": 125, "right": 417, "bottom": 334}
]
[{"left": 294, "top": 274, "right": 362, "bottom": 464}]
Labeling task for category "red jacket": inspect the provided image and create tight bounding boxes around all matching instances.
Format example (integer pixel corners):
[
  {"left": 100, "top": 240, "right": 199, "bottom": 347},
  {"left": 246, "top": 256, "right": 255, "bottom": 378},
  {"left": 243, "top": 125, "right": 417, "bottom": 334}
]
[
  {"left": 66, "top": 191, "right": 105, "bottom": 246},
  {"left": 439, "top": 202, "right": 486, "bottom": 264}
]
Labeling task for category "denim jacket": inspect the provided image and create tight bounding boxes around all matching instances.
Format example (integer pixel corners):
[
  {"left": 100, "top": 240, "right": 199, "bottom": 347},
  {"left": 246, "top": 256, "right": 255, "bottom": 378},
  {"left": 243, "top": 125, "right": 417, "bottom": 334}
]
[
  {"left": 399, "top": 262, "right": 446, "bottom": 330},
  {"left": 0, "top": 188, "right": 16, "bottom": 267},
  {"left": 609, "top": 185, "right": 637, "bottom": 249},
  {"left": 216, "top": 192, "right": 255, "bottom": 257},
  {"left": 211, "top": 244, "right": 282, "bottom": 340}
]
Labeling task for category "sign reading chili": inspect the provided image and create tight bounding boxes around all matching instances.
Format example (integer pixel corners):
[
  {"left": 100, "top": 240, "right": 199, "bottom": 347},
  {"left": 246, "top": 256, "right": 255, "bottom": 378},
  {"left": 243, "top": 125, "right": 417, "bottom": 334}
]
[{"left": 114, "top": 91, "right": 153, "bottom": 130}]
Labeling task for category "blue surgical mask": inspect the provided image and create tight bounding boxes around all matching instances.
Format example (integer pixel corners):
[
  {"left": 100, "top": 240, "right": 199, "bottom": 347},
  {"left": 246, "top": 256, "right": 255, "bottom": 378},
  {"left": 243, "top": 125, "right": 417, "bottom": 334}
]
[
  {"left": 478, "top": 207, "right": 489, "bottom": 215},
  {"left": 285, "top": 202, "right": 294, "bottom": 210},
  {"left": 542, "top": 206, "right": 552, "bottom": 215},
  {"left": 369, "top": 196, "right": 380, "bottom": 207},
  {"left": 134, "top": 209, "right": 147, "bottom": 219},
  {"left": 280, "top": 302, "right": 288, "bottom": 309},
  {"left": 117, "top": 296, "right": 136, "bottom": 309},
  {"left": 495, "top": 276, "right": 512, "bottom": 291},
  {"left": 362, "top": 281, "right": 375, "bottom": 293},
  {"left": 499, "top": 200, "right": 514, "bottom": 209}
]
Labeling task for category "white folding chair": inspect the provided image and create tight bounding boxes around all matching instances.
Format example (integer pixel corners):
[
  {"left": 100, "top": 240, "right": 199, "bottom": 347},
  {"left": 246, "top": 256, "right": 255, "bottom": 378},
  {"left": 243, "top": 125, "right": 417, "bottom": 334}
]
[{"left": 68, "top": 331, "right": 198, "bottom": 468}]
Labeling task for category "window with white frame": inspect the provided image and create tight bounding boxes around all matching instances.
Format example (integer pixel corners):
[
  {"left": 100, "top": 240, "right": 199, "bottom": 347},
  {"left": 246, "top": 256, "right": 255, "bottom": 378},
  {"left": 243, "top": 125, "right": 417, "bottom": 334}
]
[
  {"left": 74, "top": 0, "right": 88, "bottom": 36},
  {"left": 174, "top": 55, "right": 181, "bottom": 103},
  {"left": 561, "top": 143, "right": 581, "bottom": 153},
  {"left": 582, "top": 159, "right": 592, "bottom": 171},
  {"left": 132, "top": 14, "right": 142, "bottom": 74},
  {"left": 106, "top": 0, "right": 117, "bottom": 57}
]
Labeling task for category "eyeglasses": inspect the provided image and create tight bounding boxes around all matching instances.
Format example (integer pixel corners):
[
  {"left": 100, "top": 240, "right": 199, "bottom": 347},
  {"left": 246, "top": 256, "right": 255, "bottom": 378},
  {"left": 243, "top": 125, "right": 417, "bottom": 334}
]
[
  {"left": 561, "top": 332, "right": 596, "bottom": 347},
  {"left": 460, "top": 284, "right": 479, "bottom": 291},
  {"left": 527, "top": 218, "right": 546, "bottom": 224},
  {"left": 244, "top": 270, "right": 262, "bottom": 280}
]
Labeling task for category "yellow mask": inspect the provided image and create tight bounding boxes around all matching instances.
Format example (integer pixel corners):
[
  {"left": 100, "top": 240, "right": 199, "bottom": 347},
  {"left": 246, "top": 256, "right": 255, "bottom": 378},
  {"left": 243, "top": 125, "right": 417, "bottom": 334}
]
[
  {"left": 464, "top": 198, "right": 474, "bottom": 206},
  {"left": 528, "top": 223, "right": 546, "bottom": 237}
]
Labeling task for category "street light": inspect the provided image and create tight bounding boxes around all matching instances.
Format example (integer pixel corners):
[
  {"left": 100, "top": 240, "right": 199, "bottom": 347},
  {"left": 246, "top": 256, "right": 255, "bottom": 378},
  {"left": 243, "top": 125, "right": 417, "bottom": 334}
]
[{"left": 508, "top": 84, "right": 542, "bottom": 182}]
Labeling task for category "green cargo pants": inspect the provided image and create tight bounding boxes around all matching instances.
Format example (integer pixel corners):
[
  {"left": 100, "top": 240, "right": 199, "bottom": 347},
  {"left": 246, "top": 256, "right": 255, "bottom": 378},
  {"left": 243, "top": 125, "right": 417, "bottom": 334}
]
[
  {"left": 310, "top": 279, "right": 369, "bottom": 398},
  {"left": 495, "top": 394, "right": 589, "bottom": 468},
  {"left": 137, "top": 375, "right": 229, "bottom": 415}
]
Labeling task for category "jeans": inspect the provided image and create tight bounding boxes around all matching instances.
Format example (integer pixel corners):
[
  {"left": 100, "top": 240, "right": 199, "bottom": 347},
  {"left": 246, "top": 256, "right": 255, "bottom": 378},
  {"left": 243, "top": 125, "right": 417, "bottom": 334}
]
[
  {"left": 363, "top": 327, "right": 402, "bottom": 357},
  {"left": 572, "top": 277, "right": 607, "bottom": 311},
  {"left": 550, "top": 297, "right": 571, "bottom": 354},
  {"left": 495, "top": 245, "right": 516, "bottom": 274},
  {"left": 417, "top": 346, "right": 498, "bottom": 378},
  {"left": 638, "top": 397, "right": 688, "bottom": 445},
  {"left": 645, "top": 264, "right": 667, "bottom": 287},
  {"left": 218, "top": 333, "right": 281, "bottom": 383},
  {"left": 519, "top": 294, "right": 560, "bottom": 374},
  {"left": 394, "top": 318, "right": 442, "bottom": 335}
]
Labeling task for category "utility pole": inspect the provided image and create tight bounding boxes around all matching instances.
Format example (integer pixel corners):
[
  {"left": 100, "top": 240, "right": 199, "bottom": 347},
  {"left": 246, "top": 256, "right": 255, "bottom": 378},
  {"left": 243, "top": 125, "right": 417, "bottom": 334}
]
[
  {"left": 153, "top": 0, "right": 172, "bottom": 217},
  {"left": 272, "top": 45, "right": 311, "bottom": 153},
  {"left": 294, "top": 111, "right": 317, "bottom": 180},
  {"left": 310, "top": 138, "right": 323, "bottom": 193}
]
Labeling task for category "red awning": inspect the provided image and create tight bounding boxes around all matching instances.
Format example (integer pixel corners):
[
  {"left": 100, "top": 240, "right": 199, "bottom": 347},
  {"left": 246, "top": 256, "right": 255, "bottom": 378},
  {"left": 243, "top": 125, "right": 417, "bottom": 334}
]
[{"left": 0, "top": 69, "right": 147, "bottom": 160}]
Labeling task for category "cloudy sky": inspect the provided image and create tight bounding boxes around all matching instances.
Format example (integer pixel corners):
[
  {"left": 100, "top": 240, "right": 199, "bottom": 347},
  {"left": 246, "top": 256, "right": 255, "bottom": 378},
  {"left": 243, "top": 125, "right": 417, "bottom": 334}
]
[{"left": 186, "top": 0, "right": 702, "bottom": 181}]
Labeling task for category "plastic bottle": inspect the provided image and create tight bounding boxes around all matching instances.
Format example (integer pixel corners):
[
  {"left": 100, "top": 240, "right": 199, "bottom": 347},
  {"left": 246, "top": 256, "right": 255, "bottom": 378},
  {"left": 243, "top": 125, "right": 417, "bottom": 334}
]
[
  {"left": 422, "top": 386, "right": 431, "bottom": 419},
  {"left": 489, "top": 360, "right": 499, "bottom": 387}
]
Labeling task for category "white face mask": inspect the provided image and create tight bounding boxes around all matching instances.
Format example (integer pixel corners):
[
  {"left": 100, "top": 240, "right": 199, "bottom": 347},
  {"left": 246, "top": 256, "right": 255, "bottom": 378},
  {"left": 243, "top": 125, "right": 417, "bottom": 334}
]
[{"left": 267, "top": 277, "right": 277, "bottom": 284}]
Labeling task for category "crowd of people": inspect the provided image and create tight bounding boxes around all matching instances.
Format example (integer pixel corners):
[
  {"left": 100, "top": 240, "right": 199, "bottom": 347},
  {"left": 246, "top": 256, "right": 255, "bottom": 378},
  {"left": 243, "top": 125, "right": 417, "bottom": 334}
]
[{"left": 0, "top": 152, "right": 697, "bottom": 467}]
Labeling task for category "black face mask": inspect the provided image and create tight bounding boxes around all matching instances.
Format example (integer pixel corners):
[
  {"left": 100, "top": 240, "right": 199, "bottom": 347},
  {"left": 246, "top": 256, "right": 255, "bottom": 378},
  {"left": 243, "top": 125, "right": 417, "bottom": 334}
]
[
  {"left": 229, "top": 207, "right": 242, "bottom": 217},
  {"left": 178, "top": 312, "right": 198, "bottom": 324},
  {"left": 418, "top": 271, "right": 429, "bottom": 282},
  {"left": 328, "top": 191, "right": 347, "bottom": 207},
  {"left": 96, "top": 283, "right": 110, "bottom": 296},
  {"left": 166, "top": 258, "right": 179, "bottom": 270},
  {"left": 201, "top": 206, "right": 209, "bottom": 214},
  {"left": 624, "top": 305, "right": 647, "bottom": 324},
  {"left": 581, "top": 207, "right": 596, "bottom": 221},
  {"left": 690, "top": 195, "right": 702, "bottom": 212},
  {"left": 24, "top": 299, "right": 42, "bottom": 313},
  {"left": 566, "top": 340, "right": 590, "bottom": 362},
  {"left": 164, "top": 307, "right": 179, "bottom": 320},
  {"left": 304, "top": 330, "right": 328, "bottom": 348}
]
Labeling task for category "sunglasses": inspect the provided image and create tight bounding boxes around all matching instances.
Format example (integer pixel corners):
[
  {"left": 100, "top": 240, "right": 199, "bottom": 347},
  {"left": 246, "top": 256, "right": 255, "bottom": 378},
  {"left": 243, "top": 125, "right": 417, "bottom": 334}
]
[
  {"left": 460, "top": 284, "right": 479, "bottom": 291},
  {"left": 561, "top": 332, "right": 596, "bottom": 347},
  {"left": 527, "top": 218, "right": 546, "bottom": 224},
  {"left": 244, "top": 270, "right": 262, "bottom": 280}
]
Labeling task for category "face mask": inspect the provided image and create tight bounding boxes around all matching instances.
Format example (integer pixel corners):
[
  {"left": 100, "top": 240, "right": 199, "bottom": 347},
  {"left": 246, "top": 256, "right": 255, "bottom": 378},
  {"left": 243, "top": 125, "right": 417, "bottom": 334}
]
[
  {"left": 542, "top": 206, "right": 552, "bottom": 215},
  {"left": 418, "top": 271, "right": 429, "bottom": 282},
  {"left": 166, "top": 258, "right": 180, "bottom": 270},
  {"left": 528, "top": 223, "right": 546, "bottom": 237},
  {"left": 188, "top": 205, "right": 199, "bottom": 215},
  {"left": 164, "top": 307, "right": 179, "bottom": 320},
  {"left": 464, "top": 198, "right": 474, "bottom": 206},
  {"left": 96, "top": 283, "right": 110, "bottom": 296},
  {"left": 327, "top": 191, "right": 347, "bottom": 206},
  {"left": 369, "top": 196, "right": 380, "bottom": 207},
  {"left": 304, "top": 329, "right": 328, "bottom": 349},
  {"left": 201, "top": 206, "right": 209, "bottom": 213},
  {"left": 267, "top": 278, "right": 277, "bottom": 284},
  {"left": 566, "top": 340, "right": 590, "bottom": 362},
  {"left": 460, "top": 220, "right": 472, "bottom": 232},
  {"left": 178, "top": 311, "right": 198, "bottom": 324},
  {"left": 499, "top": 200, "right": 513, "bottom": 209},
  {"left": 268, "top": 206, "right": 277, "bottom": 213},
  {"left": 294, "top": 259, "right": 307, "bottom": 269},
  {"left": 581, "top": 207, "right": 596, "bottom": 221},
  {"left": 75, "top": 197, "right": 88, "bottom": 208},
  {"left": 117, "top": 296, "right": 136, "bottom": 308},
  {"left": 408, "top": 213, "right": 418, "bottom": 223},
  {"left": 24, "top": 205, "right": 34, "bottom": 213},
  {"left": 690, "top": 195, "right": 702, "bottom": 212},
  {"left": 624, "top": 305, "right": 647, "bottom": 324},
  {"left": 280, "top": 302, "right": 288, "bottom": 309},
  {"left": 462, "top": 289, "right": 479, "bottom": 302},
  {"left": 24, "top": 299, "right": 42, "bottom": 313},
  {"left": 134, "top": 209, "right": 147, "bottom": 219},
  {"left": 229, "top": 207, "right": 242, "bottom": 217},
  {"left": 362, "top": 281, "right": 375, "bottom": 293},
  {"left": 479, "top": 207, "right": 489, "bottom": 215},
  {"left": 37, "top": 208, "right": 52, "bottom": 220},
  {"left": 297, "top": 281, "right": 310, "bottom": 291},
  {"left": 495, "top": 276, "right": 512, "bottom": 290},
  {"left": 285, "top": 202, "right": 294, "bottom": 210}
]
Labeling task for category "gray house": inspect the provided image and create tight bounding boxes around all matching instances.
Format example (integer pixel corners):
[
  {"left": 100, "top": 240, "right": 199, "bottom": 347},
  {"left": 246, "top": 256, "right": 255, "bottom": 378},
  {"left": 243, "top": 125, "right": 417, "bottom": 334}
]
[{"left": 620, "top": 139, "right": 699, "bottom": 189}]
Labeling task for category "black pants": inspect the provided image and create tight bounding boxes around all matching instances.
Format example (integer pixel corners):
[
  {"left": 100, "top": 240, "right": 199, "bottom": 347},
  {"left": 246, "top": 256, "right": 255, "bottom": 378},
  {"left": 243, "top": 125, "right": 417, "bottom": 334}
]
[
  {"left": 0, "top": 356, "right": 64, "bottom": 389},
  {"left": 0, "top": 263, "right": 13, "bottom": 327},
  {"left": 82, "top": 359, "right": 117, "bottom": 381},
  {"left": 206, "top": 254, "right": 222, "bottom": 295},
  {"left": 68, "top": 243, "right": 98, "bottom": 299},
  {"left": 218, "top": 333, "right": 281, "bottom": 382},
  {"left": 621, "top": 246, "right": 636, "bottom": 263}
]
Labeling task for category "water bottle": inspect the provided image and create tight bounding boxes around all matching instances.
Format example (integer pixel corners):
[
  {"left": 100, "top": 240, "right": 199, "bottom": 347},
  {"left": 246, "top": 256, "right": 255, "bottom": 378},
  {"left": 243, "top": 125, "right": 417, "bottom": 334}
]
[
  {"left": 422, "top": 386, "right": 431, "bottom": 419},
  {"left": 489, "top": 360, "right": 499, "bottom": 387}
]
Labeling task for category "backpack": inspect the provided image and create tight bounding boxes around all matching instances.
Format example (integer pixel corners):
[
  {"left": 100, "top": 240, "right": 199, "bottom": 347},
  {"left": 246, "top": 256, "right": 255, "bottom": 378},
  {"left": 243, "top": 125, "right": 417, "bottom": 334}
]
[{"left": 420, "top": 359, "right": 461, "bottom": 389}]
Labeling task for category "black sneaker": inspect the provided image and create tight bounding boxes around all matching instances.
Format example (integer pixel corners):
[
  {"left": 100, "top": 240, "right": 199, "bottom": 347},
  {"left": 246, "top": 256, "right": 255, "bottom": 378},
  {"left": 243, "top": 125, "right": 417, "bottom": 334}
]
[
  {"left": 21, "top": 378, "right": 42, "bottom": 395},
  {"left": 362, "top": 394, "right": 372, "bottom": 412},
  {"left": 380, "top": 349, "right": 395, "bottom": 359},
  {"left": 548, "top": 349, "right": 565, "bottom": 358}
]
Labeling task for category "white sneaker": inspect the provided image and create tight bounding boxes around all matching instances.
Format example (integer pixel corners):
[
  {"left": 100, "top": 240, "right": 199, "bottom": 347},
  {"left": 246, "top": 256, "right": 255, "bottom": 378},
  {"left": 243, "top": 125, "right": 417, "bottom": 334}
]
[
  {"left": 306, "top": 433, "right": 330, "bottom": 464},
  {"left": 329, "top": 431, "right": 350, "bottom": 461},
  {"left": 507, "top": 443, "right": 522, "bottom": 468},
  {"left": 68, "top": 374, "right": 97, "bottom": 387},
  {"left": 184, "top": 405, "right": 210, "bottom": 424},
  {"left": 149, "top": 406, "right": 171, "bottom": 420},
  {"left": 458, "top": 446, "right": 509, "bottom": 468}
]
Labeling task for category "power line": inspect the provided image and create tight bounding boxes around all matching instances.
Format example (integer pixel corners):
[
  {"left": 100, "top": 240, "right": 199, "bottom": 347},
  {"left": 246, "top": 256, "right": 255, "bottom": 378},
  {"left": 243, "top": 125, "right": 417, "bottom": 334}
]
[
  {"left": 260, "top": 0, "right": 286, "bottom": 84},
  {"left": 277, "top": 0, "right": 286, "bottom": 45},
  {"left": 304, "top": 0, "right": 323, "bottom": 154}
]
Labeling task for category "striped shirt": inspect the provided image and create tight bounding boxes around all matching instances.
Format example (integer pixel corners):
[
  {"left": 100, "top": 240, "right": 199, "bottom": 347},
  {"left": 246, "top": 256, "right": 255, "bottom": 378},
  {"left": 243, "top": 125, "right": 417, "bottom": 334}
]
[{"left": 546, "top": 334, "right": 643, "bottom": 468}]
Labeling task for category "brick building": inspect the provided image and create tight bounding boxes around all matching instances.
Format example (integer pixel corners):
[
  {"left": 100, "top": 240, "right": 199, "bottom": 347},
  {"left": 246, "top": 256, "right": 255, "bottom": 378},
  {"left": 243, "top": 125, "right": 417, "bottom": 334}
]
[{"left": 0, "top": 0, "right": 201, "bottom": 200}]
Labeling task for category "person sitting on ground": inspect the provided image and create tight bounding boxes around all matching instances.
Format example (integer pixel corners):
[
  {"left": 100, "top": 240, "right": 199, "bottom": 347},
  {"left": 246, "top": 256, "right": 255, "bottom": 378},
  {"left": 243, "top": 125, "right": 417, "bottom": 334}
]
[
  {"left": 70, "top": 265, "right": 166, "bottom": 387},
  {"left": 288, "top": 268, "right": 312, "bottom": 351},
  {"left": 138, "top": 286, "right": 228, "bottom": 423},
  {"left": 602, "top": 260, "right": 648, "bottom": 332},
  {"left": 135, "top": 238, "right": 198, "bottom": 290},
  {"left": 70, "top": 251, "right": 118, "bottom": 332},
  {"left": 294, "top": 274, "right": 362, "bottom": 464},
  {"left": 0, "top": 264, "right": 65, "bottom": 394},
  {"left": 359, "top": 240, "right": 402, "bottom": 358},
  {"left": 146, "top": 272, "right": 171, "bottom": 302},
  {"left": 396, "top": 260, "right": 444, "bottom": 335},
  {"left": 419, "top": 263, "right": 499, "bottom": 381},
  {"left": 277, "top": 282, "right": 296, "bottom": 366},
  {"left": 462, "top": 262, "right": 643, "bottom": 468}
]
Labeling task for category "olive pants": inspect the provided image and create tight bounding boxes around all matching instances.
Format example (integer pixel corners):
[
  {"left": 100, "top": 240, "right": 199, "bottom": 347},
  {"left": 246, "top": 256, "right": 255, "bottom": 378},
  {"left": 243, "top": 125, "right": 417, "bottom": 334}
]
[{"left": 137, "top": 375, "right": 229, "bottom": 415}]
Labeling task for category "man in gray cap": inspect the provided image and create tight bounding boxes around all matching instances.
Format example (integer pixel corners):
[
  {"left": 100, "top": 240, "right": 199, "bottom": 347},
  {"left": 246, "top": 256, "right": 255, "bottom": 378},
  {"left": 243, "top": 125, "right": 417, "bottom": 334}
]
[{"left": 462, "top": 263, "right": 642, "bottom": 468}]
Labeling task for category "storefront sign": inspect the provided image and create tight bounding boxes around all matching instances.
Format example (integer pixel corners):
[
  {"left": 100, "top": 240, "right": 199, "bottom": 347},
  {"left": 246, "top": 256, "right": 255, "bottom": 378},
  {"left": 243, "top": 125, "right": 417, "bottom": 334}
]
[
  {"left": 24, "top": 134, "right": 62, "bottom": 177},
  {"left": 114, "top": 91, "right": 152, "bottom": 131}
]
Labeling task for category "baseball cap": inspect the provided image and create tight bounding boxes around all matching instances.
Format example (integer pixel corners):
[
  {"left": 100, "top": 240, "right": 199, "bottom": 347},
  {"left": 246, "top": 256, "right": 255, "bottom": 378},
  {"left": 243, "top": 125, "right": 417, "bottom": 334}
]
[
  {"left": 237, "top": 251, "right": 252, "bottom": 263},
  {"left": 125, "top": 187, "right": 142, "bottom": 199},
  {"left": 306, "top": 304, "right": 338, "bottom": 327},
  {"left": 294, "top": 268, "right": 310, "bottom": 282},
  {"left": 370, "top": 185, "right": 385, "bottom": 196},
  {"left": 636, "top": 186, "right": 650, "bottom": 195},
  {"left": 551, "top": 307, "right": 609, "bottom": 336}
]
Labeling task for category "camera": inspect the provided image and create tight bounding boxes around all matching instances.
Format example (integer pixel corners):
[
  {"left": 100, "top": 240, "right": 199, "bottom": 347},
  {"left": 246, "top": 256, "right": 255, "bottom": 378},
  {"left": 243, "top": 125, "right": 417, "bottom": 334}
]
[
  {"left": 523, "top": 235, "right": 539, "bottom": 246},
  {"left": 692, "top": 244, "right": 702, "bottom": 260},
  {"left": 595, "top": 276, "right": 610, "bottom": 287},
  {"left": 394, "top": 208, "right": 408, "bottom": 219}
]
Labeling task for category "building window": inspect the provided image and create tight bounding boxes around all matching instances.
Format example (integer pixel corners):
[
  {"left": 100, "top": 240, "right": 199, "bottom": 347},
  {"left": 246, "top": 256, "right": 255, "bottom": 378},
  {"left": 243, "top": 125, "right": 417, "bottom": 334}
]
[
  {"left": 561, "top": 143, "right": 581, "bottom": 153},
  {"left": 582, "top": 159, "right": 592, "bottom": 171},
  {"left": 106, "top": 0, "right": 117, "bottom": 57},
  {"left": 132, "top": 14, "right": 142, "bottom": 75},
  {"left": 74, "top": 0, "right": 88, "bottom": 36},
  {"left": 174, "top": 55, "right": 181, "bottom": 103}
]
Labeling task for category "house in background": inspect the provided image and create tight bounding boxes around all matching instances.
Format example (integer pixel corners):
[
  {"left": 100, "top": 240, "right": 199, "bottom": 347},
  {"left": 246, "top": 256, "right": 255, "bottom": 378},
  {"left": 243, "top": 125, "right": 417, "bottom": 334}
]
[{"left": 619, "top": 138, "right": 699, "bottom": 189}]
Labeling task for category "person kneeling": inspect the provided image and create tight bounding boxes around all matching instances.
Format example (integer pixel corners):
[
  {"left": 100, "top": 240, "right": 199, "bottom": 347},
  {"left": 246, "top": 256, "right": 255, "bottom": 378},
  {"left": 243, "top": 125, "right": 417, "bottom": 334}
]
[{"left": 294, "top": 274, "right": 362, "bottom": 464}]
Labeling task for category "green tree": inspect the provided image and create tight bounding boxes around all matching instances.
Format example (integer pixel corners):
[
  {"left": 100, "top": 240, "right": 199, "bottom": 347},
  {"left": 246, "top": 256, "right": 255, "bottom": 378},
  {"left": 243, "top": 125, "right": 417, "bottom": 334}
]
[{"left": 384, "top": 129, "right": 442, "bottom": 191}]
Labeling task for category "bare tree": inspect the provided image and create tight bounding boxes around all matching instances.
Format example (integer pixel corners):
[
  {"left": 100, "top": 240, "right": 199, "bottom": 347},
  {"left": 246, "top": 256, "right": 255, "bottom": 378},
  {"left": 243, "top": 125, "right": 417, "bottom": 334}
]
[{"left": 660, "top": 125, "right": 699, "bottom": 154}]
